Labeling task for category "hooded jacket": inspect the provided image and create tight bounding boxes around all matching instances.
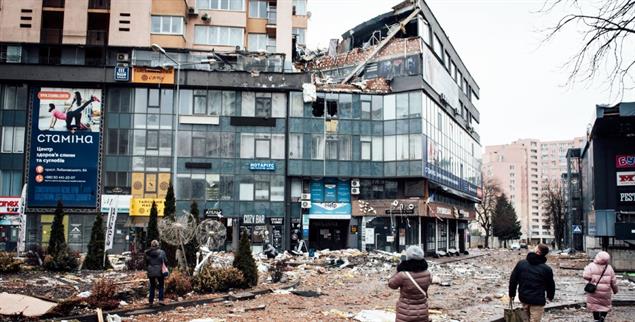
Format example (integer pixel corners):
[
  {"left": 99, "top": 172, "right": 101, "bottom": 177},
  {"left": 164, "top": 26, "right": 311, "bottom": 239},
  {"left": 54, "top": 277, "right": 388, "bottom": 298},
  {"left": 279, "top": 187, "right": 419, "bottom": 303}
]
[
  {"left": 508, "top": 252, "right": 556, "bottom": 305},
  {"left": 389, "top": 259, "right": 432, "bottom": 322},
  {"left": 145, "top": 246, "right": 167, "bottom": 278},
  {"left": 583, "top": 251, "right": 618, "bottom": 312}
]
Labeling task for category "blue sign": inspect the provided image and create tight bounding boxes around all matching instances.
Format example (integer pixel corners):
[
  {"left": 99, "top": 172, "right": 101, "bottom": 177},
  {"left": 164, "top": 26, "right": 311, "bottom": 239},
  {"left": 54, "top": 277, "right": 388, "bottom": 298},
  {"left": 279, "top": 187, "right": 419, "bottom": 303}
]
[
  {"left": 309, "top": 203, "right": 353, "bottom": 215},
  {"left": 324, "top": 179, "right": 337, "bottom": 202},
  {"left": 249, "top": 162, "right": 275, "bottom": 171},
  {"left": 26, "top": 88, "right": 102, "bottom": 209},
  {"left": 310, "top": 180, "right": 324, "bottom": 202},
  {"left": 114, "top": 65, "right": 129, "bottom": 81},
  {"left": 572, "top": 225, "right": 583, "bottom": 234},
  {"left": 337, "top": 180, "right": 351, "bottom": 203}
]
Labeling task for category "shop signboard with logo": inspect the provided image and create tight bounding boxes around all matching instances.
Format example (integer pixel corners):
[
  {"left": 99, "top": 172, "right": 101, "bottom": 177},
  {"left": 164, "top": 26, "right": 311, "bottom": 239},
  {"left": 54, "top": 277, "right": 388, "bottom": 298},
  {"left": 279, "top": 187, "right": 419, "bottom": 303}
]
[
  {"left": 100, "top": 195, "right": 131, "bottom": 213},
  {"left": 132, "top": 66, "right": 174, "bottom": 84},
  {"left": 616, "top": 155, "right": 635, "bottom": 169},
  {"left": 129, "top": 198, "right": 165, "bottom": 216},
  {"left": 0, "top": 197, "right": 20, "bottom": 214},
  {"left": 26, "top": 88, "right": 103, "bottom": 210},
  {"left": 309, "top": 179, "right": 352, "bottom": 217},
  {"left": 617, "top": 171, "right": 635, "bottom": 186}
]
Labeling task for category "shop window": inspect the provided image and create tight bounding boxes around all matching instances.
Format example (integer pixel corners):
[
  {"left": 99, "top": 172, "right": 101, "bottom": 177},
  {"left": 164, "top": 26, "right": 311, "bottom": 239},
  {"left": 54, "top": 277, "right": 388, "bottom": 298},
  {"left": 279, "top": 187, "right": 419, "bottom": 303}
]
[{"left": 425, "top": 222, "right": 436, "bottom": 252}]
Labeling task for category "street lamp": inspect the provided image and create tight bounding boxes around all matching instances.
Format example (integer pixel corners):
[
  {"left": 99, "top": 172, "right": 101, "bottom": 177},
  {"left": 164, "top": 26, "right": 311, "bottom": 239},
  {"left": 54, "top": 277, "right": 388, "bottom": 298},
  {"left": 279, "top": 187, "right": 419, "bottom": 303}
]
[{"left": 151, "top": 43, "right": 181, "bottom": 199}]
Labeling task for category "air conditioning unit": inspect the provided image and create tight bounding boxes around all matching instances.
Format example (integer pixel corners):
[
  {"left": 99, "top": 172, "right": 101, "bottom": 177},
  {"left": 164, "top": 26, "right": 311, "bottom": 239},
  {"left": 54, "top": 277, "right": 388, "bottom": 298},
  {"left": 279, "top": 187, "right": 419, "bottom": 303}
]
[
  {"left": 201, "top": 13, "right": 211, "bottom": 23},
  {"left": 116, "top": 53, "right": 129, "bottom": 62},
  {"left": 439, "top": 93, "right": 448, "bottom": 106},
  {"left": 301, "top": 193, "right": 311, "bottom": 200},
  {"left": 351, "top": 179, "right": 360, "bottom": 188},
  {"left": 187, "top": 6, "right": 198, "bottom": 16},
  {"left": 301, "top": 200, "right": 311, "bottom": 209},
  {"left": 351, "top": 187, "right": 360, "bottom": 195}
]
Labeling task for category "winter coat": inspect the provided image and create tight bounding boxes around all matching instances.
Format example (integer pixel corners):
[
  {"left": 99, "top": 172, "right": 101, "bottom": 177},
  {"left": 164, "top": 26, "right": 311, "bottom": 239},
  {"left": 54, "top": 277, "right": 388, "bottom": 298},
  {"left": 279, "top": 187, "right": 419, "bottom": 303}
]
[
  {"left": 509, "top": 252, "right": 556, "bottom": 305},
  {"left": 388, "top": 259, "right": 432, "bottom": 322},
  {"left": 145, "top": 246, "right": 167, "bottom": 278},
  {"left": 583, "top": 252, "right": 618, "bottom": 312}
]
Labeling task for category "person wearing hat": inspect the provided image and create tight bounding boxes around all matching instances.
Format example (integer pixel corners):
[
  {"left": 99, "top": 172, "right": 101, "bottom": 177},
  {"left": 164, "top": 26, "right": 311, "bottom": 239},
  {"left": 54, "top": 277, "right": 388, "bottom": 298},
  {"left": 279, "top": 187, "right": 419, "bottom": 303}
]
[{"left": 388, "top": 245, "right": 432, "bottom": 322}]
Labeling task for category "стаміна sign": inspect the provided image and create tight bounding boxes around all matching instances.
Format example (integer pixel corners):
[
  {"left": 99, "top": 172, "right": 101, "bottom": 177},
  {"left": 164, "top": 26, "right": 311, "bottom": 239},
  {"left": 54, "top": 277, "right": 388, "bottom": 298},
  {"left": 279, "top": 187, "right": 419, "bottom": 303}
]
[{"left": 27, "top": 88, "right": 102, "bottom": 210}]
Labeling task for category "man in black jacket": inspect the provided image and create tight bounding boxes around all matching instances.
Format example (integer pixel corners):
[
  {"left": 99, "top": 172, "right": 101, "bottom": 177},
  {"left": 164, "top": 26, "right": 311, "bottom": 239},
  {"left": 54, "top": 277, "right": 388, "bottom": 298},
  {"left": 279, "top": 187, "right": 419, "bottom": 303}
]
[{"left": 509, "top": 244, "right": 556, "bottom": 322}]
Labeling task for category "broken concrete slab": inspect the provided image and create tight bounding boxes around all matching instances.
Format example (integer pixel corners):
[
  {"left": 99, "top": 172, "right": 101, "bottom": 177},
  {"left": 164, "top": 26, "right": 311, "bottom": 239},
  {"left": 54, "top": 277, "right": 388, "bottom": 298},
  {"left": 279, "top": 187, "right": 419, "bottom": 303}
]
[{"left": 0, "top": 292, "right": 57, "bottom": 317}]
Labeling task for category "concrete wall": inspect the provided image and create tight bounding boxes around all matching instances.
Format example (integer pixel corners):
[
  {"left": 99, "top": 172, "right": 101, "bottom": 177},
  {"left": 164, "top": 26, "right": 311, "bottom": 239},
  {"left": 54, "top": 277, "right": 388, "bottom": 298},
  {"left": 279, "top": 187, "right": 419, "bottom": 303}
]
[
  {"left": 275, "top": 0, "right": 292, "bottom": 65},
  {"left": 108, "top": 0, "right": 152, "bottom": 47},
  {"left": 0, "top": 0, "right": 42, "bottom": 43},
  {"left": 62, "top": 0, "right": 88, "bottom": 44}
]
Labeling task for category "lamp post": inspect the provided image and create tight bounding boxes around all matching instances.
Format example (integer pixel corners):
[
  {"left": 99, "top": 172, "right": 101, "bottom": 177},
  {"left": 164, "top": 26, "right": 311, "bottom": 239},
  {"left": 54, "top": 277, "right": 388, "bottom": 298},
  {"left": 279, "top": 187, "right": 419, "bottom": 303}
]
[{"left": 152, "top": 44, "right": 181, "bottom": 199}]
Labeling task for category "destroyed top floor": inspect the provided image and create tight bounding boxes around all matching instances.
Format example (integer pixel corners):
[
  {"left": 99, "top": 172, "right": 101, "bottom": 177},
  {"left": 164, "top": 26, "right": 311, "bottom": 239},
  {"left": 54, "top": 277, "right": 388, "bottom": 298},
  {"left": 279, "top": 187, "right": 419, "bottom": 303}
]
[{"left": 302, "top": 0, "right": 481, "bottom": 143}]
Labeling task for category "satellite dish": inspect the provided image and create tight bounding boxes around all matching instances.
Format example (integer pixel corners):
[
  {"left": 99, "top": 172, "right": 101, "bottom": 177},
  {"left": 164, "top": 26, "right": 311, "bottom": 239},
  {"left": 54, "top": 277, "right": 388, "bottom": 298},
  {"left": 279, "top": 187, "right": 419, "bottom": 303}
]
[{"left": 196, "top": 219, "right": 227, "bottom": 250}]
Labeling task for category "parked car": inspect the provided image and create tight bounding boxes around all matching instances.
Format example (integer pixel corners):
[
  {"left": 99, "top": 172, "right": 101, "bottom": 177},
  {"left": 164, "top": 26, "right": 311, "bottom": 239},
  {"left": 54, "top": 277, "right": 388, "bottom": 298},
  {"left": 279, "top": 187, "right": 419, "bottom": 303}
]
[{"left": 510, "top": 242, "right": 521, "bottom": 250}]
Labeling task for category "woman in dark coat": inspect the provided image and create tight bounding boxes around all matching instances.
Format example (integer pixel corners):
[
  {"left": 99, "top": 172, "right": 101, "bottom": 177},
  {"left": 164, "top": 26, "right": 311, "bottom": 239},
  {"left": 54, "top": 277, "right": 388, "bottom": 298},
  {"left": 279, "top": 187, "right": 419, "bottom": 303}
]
[
  {"left": 145, "top": 239, "right": 167, "bottom": 305},
  {"left": 388, "top": 245, "right": 432, "bottom": 322}
]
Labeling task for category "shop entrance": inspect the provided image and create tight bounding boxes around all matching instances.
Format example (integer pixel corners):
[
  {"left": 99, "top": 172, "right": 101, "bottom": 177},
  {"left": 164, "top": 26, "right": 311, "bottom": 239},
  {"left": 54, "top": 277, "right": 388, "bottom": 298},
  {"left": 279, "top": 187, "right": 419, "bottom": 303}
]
[{"left": 309, "top": 219, "right": 348, "bottom": 250}]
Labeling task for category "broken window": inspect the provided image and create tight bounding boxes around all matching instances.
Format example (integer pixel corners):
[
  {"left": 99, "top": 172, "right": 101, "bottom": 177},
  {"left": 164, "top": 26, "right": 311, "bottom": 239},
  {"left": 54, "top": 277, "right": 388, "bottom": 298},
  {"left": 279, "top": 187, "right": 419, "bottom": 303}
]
[
  {"left": 326, "top": 99, "right": 337, "bottom": 117},
  {"left": 312, "top": 96, "right": 324, "bottom": 117}
]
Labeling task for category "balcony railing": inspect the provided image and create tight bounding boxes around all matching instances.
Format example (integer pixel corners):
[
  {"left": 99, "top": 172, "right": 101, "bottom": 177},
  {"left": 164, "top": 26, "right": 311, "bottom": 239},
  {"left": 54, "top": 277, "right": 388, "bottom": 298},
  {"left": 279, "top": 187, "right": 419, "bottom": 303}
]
[
  {"left": 88, "top": 0, "right": 110, "bottom": 9},
  {"left": 87, "top": 30, "right": 107, "bottom": 45},
  {"left": 40, "top": 29, "right": 63, "bottom": 44},
  {"left": 43, "top": 0, "right": 65, "bottom": 8}
]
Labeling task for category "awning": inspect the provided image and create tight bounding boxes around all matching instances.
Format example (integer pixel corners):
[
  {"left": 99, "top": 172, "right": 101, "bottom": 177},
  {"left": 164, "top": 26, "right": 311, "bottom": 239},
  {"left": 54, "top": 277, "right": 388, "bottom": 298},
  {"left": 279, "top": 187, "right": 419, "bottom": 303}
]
[
  {"left": 307, "top": 214, "right": 351, "bottom": 220},
  {"left": 124, "top": 216, "right": 149, "bottom": 228}
]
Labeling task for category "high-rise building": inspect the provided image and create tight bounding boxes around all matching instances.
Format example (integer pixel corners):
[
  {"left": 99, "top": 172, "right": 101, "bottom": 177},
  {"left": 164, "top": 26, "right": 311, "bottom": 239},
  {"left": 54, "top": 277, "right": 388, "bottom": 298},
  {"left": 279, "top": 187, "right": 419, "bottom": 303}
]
[{"left": 483, "top": 137, "right": 584, "bottom": 243}]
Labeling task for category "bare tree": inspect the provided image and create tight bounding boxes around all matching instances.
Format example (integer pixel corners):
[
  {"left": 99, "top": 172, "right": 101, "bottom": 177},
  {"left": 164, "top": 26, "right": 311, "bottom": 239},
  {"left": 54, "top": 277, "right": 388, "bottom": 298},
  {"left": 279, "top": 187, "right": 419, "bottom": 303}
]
[
  {"left": 542, "top": 180, "right": 565, "bottom": 249},
  {"left": 544, "top": 0, "right": 635, "bottom": 99},
  {"left": 475, "top": 178, "right": 501, "bottom": 248}
]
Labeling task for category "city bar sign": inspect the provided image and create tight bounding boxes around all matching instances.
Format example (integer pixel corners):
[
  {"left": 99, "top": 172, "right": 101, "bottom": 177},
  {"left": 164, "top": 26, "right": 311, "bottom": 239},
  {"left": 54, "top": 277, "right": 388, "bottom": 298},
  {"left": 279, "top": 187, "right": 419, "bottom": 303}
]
[
  {"left": 616, "top": 155, "right": 635, "bottom": 169},
  {"left": 132, "top": 66, "right": 174, "bottom": 84}
]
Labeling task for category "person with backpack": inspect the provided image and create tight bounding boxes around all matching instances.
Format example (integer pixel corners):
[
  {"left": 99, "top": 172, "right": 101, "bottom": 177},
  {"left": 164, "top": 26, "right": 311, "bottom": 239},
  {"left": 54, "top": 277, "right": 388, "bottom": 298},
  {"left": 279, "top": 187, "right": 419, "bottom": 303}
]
[
  {"left": 145, "top": 239, "right": 167, "bottom": 306},
  {"left": 388, "top": 245, "right": 432, "bottom": 322},
  {"left": 583, "top": 251, "right": 619, "bottom": 322},
  {"left": 508, "top": 243, "right": 556, "bottom": 322}
]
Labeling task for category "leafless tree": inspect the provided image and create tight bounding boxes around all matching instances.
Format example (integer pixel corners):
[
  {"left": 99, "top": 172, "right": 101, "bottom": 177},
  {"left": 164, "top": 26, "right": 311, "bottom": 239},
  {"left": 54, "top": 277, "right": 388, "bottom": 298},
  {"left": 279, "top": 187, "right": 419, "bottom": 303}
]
[
  {"left": 542, "top": 180, "right": 565, "bottom": 249},
  {"left": 475, "top": 178, "right": 501, "bottom": 248},
  {"left": 543, "top": 0, "right": 635, "bottom": 99}
]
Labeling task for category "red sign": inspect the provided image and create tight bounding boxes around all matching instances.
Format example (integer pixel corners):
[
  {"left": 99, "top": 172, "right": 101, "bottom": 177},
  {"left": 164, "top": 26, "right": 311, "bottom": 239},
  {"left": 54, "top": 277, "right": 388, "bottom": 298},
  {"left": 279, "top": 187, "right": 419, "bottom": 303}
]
[
  {"left": 616, "top": 155, "right": 635, "bottom": 169},
  {"left": 617, "top": 171, "right": 635, "bottom": 186},
  {"left": 37, "top": 91, "right": 72, "bottom": 100},
  {"left": 0, "top": 197, "right": 20, "bottom": 214}
]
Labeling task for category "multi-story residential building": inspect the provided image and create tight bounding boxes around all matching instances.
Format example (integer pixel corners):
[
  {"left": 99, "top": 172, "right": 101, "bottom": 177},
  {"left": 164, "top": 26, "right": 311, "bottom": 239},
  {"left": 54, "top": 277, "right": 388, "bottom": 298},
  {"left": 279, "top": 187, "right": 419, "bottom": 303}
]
[
  {"left": 0, "top": 0, "right": 482, "bottom": 257},
  {"left": 483, "top": 137, "right": 584, "bottom": 244}
]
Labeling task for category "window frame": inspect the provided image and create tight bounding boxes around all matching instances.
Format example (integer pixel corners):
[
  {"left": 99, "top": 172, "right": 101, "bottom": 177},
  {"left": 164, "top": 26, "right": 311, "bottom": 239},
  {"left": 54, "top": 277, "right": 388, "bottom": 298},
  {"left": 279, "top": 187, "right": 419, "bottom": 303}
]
[
  {"left": 248, "top": 0, "right": 267, "bottom": 18},
  {"left": 1, "top": 126, "right": 25, "bottom": 153},
  {"left": 151, "top": 15, "right": 184, "bottom": 35},
  {"left": 194, "top": 25, "right": 245, "bottom": 47},
  {"left": 197, "top": 0, "right": 245, "bottom": 11}
]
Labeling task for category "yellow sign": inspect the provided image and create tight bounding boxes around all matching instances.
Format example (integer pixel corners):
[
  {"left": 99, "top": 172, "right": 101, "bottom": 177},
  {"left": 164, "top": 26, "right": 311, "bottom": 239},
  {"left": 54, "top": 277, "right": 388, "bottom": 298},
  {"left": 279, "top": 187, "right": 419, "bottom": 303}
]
[
  {"left": 132, "top": 66, "right": 174, "bottom": 84},
  {"left": 130, "top": 198, "right": 165, "bottom": 217}
]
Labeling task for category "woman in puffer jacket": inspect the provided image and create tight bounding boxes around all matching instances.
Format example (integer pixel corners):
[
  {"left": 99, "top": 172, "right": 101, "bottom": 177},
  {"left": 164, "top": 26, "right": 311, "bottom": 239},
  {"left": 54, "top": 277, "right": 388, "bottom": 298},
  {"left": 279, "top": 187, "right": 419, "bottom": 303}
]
[
  {"left": 583, "top": 251, "right": 619, "bottom": 322},
  {"left": 388, "top": 245, "right": 432, "bottom": 322}
]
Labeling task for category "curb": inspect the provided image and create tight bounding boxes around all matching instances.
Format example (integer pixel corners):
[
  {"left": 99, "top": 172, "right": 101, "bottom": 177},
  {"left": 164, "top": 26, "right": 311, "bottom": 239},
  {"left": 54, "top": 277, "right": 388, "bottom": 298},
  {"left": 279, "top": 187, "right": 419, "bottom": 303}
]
[
  {"left": 52, "top": 281, "right": 300, "bottom": 322},
  {"left": 487, "top": 299, "right": 635, "bottom": 322}
]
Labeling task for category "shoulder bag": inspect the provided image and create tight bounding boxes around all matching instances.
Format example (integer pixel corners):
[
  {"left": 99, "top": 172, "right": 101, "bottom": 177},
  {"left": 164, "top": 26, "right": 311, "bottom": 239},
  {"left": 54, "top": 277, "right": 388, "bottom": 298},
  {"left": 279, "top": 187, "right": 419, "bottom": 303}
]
[
  {"left": 403, "top": 271, "right": 427, "bottom": 297},
  {"left": 584, "top": 264, "right": 608, "bottom": 293}
]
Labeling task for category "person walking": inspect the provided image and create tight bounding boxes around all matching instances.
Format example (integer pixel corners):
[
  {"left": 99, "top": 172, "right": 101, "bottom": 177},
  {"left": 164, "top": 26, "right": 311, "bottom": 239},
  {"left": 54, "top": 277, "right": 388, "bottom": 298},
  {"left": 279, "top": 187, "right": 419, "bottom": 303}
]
[
  {"left": 508, "top": 244, "right": 556, "bottom": 322},
  {"left": 388, "top": 245, "right": 432, "bottom": 322},
  {"left": 145, "top": 239, "right": 167, "bottom": 306},
  {"left": 583, "top": 251, "right": 618, "bottom": 322}
]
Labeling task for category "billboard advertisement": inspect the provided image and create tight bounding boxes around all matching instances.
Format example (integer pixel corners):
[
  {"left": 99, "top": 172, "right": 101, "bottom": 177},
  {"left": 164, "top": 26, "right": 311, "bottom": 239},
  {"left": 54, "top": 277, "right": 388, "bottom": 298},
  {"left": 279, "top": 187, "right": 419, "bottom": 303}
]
[{"left": 26, "top": 88, "right": 103, "bottom": 210}]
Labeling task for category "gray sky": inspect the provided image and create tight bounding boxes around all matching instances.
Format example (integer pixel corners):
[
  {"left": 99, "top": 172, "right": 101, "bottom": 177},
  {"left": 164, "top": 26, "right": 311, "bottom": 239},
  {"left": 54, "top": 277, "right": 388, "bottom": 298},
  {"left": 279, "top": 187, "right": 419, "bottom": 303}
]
[{"left": 306, "top": 0, "right": 635, "bottom": 146}]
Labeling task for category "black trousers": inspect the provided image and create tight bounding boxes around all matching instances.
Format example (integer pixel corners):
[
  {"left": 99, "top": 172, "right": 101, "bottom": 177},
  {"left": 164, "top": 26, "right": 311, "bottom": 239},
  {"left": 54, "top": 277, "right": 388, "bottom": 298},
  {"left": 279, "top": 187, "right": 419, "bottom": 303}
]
[
  {"left": 65, "top": 99, "right": 93, "bottom": 130},
  {"left": 148, "top": 276, "right": 164, "bottom": 304},
  {"left": 593, "top": 311, "right": 607, "bottom": 321}
]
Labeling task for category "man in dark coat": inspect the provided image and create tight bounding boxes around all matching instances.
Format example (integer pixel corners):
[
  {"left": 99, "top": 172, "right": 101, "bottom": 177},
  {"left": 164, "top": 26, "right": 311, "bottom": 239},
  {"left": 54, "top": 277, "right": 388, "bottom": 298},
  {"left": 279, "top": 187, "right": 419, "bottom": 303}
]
[
  {"left": 388, "top": 246, "right": 432, "bottom": 322},
  {"left": 509, "top": 244, "right": 556, "bottom": 322},
  {"left": 145, "top": 239, "right": 167, "bottom": 305}
]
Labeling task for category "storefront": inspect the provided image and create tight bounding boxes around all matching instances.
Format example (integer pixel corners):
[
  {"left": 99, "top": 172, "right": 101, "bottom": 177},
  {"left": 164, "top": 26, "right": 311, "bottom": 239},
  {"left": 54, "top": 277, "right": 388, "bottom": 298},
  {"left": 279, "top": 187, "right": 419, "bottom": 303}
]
[
  {"left": 237, "top": 214, "right": 284, "bottom": 253},
  {"left": 354, "top": 199, "right": 422, "bottom": 253},
  {"left": 100, "top": 194, "right": 132, "bottom": 254},
  {"left": 0, "top": 197, "right": 20, "bottom": 251},
  {"left": 305, "top": 178, "right": 353, "bottom": 250}
]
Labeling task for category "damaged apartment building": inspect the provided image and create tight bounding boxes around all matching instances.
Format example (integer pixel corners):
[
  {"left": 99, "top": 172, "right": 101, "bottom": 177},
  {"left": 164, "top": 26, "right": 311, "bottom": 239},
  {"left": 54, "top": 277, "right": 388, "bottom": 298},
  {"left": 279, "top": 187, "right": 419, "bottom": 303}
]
[{"left": 291, "top": 0, "right": 482, "bottom": 255}]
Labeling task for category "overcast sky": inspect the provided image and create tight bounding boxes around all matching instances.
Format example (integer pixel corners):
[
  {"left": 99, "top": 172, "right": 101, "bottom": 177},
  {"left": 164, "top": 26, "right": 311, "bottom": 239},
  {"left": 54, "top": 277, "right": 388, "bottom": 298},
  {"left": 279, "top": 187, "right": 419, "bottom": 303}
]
[{"left": 306, "top": 0, "right": 635, "bottom": 147}]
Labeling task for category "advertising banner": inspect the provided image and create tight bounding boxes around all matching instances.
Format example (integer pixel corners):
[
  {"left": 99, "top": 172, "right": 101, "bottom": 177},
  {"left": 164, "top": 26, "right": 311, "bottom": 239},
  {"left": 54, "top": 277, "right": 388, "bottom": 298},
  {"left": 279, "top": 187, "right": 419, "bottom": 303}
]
[
  {"left": 0, "top": 197, "right": 20, "bottom": 214},
  {"left": 100, "top": 194, "right": 132, "bottom": 213},
  {"left": 129, "top": 198, "right": 165, "bottom": 217},
  {"left": 616, "top": 155, "right": 635, "bottom": 169},
  {"left": 27, "top": 88, "right": 102, "bottom": 210},
  {"left": 132, "top": 66, "right": 174, "bottom": 84},
  {"left": 105, "top": 201, "right": 117, "bottom": 251},
  {"left": 617, "top": 171, "right": 635, "bottom": 186}
]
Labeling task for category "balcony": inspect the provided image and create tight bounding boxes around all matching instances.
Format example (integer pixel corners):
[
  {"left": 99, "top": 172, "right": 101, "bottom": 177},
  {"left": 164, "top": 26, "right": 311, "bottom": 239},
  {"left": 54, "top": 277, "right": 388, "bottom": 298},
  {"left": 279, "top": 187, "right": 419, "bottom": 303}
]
[
  {"left": 40, "top": 28, "right": 63, "bottom": 44},
  {"left": 266, "top": 9, "right": 277, "bottom": 36},
  {"left": 87, "top": 30, "right": 107, "bottom": 45},
  {"left": 88, "top": 0, "right": 110, "bottom": 10},
  {"left": 43, "top": 0, "right": 65, "bottom": 8}
]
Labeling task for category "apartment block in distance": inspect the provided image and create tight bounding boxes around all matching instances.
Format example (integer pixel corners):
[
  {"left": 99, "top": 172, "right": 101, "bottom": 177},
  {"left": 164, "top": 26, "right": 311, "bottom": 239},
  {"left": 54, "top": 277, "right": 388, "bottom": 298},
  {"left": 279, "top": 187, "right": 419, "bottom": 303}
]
[{"left": 483, "top": 137, "right": 584, "bottom": 244}]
